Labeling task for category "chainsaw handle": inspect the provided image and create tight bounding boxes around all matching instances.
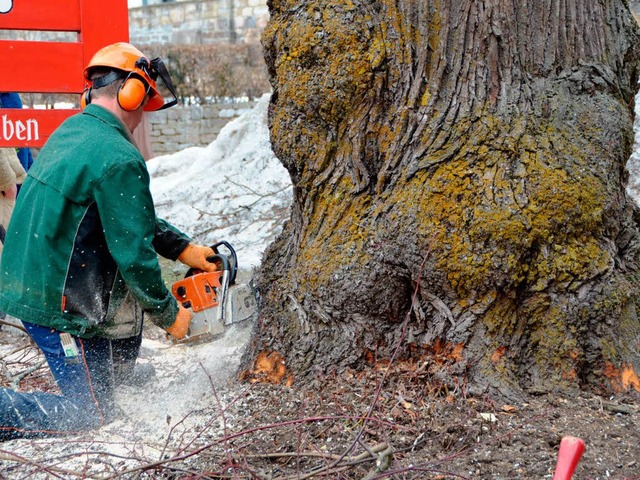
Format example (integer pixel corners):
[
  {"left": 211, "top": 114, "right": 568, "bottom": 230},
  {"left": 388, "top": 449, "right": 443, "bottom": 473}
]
[
  {"left": 211, "top": 241, "right": 238, "bottom": 285},
  {"left": 183, "top": 241, "right": 238, "bottom": 285},
  {"left": 184, "top": 253, "right": 228, "bottom": 278},
  {"left": 206, "top": 253, "right": 230, "bottom": 271}
]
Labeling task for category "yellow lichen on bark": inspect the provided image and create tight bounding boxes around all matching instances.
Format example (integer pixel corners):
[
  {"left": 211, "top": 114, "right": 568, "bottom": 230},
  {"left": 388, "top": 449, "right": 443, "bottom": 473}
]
[
  {"left": 293, "top": 177, "right": 373, "bottom": 295},
  {"left": 256, "top": 0, "right": 640, "bottom": 395},
  {"left": 382, "top": 115, "right": 610, "bottom": 303}
]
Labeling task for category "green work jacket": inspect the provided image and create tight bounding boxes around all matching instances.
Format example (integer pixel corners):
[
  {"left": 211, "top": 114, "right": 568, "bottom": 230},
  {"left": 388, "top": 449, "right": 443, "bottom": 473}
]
[{"left": 0, "top": 105, "right": 189, "bottom": 338}]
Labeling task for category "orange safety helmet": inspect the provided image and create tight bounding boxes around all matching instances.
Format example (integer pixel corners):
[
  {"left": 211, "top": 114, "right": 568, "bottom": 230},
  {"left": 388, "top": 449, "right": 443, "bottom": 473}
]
[{"left": 82, "top": 42, "right": 177, "bottom": 112}]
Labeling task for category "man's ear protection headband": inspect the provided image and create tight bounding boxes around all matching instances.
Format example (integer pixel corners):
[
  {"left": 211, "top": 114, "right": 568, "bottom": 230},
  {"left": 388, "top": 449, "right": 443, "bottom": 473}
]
[{"left": 81, "top": 70, "right": 151, "bottom": 112}]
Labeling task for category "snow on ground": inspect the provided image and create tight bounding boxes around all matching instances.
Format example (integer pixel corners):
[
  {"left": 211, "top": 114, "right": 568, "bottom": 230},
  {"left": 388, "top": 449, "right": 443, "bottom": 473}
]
[
  {"left": 148, "top": 92, "right": 292, "bottom": 269},
  {"left": 625, "top": 89, "right": 640, "bottom": 203}
]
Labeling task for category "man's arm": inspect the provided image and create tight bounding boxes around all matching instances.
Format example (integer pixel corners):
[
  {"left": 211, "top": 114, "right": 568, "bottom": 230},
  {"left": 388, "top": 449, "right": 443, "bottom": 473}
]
[
  {"left": 94, "top": 160, "right": 178, "bottom": 329},
  {"left": 153, "top": 217, "right": 190, "bottom": 260}
]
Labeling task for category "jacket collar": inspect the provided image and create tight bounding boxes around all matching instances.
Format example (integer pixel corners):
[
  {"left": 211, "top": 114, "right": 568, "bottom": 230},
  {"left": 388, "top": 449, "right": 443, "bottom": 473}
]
[{"left": 82, "top": 104, "right": 136, "bottom": 145}]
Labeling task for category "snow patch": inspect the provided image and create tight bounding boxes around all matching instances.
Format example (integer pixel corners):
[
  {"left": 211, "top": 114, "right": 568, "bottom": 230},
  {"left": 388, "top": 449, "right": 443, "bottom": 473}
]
[{"left": 148, "top": 93, "right": 292, "bottom": 269}]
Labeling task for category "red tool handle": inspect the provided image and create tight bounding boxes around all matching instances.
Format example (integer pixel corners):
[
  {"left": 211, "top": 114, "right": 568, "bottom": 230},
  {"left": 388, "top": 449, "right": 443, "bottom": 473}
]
[{"left": 553, "top": 436, "right": 585, "bottom": 480}]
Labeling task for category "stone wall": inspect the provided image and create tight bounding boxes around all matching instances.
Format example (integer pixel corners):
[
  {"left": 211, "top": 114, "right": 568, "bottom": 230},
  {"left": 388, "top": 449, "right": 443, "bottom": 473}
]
[
  {"left": 129, "top": 0, "right": 269, "bottom": 45},
  {"left": 130, "top": 1, "right": 271, "bottom": 155},
  {"left": 147, "top": 100, "right": 258, "bottom": 156}
]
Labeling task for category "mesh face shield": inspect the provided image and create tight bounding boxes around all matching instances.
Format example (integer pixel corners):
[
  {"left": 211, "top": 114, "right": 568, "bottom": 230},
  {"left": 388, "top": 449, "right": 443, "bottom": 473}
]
[{"left": 137, "top": 57, "right": 178, "bottom": 111}]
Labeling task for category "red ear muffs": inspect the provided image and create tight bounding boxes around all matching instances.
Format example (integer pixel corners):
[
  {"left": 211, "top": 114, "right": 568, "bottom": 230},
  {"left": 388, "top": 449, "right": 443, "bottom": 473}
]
[
  {"left": 80, "top": 87, "right": 91, "bottom": 109},
  {"left": 118, "top": 76, "right": 148, "bottom": 111}
]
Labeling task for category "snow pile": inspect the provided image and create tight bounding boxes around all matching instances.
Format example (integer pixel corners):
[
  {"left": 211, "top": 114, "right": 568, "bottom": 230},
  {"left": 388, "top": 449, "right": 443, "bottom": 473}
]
[
  {"left": 626, "top": 90, "right": 640, "bottom": 202},
  {"left": 148, "top": 93, "right": 292, "bottom": 269}
]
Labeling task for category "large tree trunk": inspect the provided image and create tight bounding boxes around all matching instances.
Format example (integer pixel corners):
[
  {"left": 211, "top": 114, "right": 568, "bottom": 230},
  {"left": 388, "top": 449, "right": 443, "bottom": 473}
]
[{"left": 249, "top": 0, "right": 640, "bottom": 398}]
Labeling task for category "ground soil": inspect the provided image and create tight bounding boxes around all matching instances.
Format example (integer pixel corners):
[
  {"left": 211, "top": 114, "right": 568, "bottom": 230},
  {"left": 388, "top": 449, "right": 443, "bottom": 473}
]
[{"left": 1, "top": 322, "right": 639, "bottom": 480}]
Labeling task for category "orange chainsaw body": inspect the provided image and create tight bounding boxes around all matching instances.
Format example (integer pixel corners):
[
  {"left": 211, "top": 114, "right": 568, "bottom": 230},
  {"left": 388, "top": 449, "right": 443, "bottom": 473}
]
[
  {"left": 171, "top": 270, "right": 223, "bottom": 312},
  {"left": 169, "top": 241, "right": 258, "bottom": 344}
]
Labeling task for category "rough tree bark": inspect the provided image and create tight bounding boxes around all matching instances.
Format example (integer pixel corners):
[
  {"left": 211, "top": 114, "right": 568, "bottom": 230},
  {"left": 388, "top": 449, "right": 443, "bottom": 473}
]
[{"left": 249, "top": 0, "right": 640, "bottom": 398}]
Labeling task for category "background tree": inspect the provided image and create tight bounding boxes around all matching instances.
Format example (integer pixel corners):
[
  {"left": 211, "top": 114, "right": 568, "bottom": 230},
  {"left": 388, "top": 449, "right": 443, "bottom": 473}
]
[{"left": 249, "top": 0, "right": 640, "bottom": 399}]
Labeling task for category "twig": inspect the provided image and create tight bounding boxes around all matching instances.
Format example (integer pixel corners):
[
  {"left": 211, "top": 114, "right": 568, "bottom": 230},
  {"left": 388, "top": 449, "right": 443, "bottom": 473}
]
[
  {"left": 224, "top": 176, "right": 290, "bottom": 198},
  {"left": 5, "top": 358, "right": 47, "bottom": 389},
  {"left": 272, "top": 442, "right": 390, "bottom": 480},
  {"left": 190, "top": 181, "right": 291, "bottom": 219},
  {"left": 242, "top": 441, "right": 388, "bottom": 463},
  {"left": 366, "top": 465, "right": 472, "bottom": 480},
  {"left": 201, "top": 362, "right": 236, "bottom": 476},
  {"left": 171, "top": 381, "right": 258, "bottom": 459},
  {"left": 103, "top": 415, "right": 404, "bottom": 479},
  {"left": 159, "top": 409, "right": 203, "bottom": 461},
  {"left": 0, "top": 450, "right": 94, "bottom": 479},
  {"left": 1, "top": 342, "right": 49, "bottom": 389},
  {"left": 194, "top": 206, "right": 290, "bottom": 240},
  {"left": 331, "top": 244, "right": 434, "bottom": 469},
  {"left": 1, "top": 343, "right": 37, "bottom": 360},
  {"left": 0, "top": 319, "right": 27, "bottom": 333},
  {"left": 361, "top": 445, "right": 394, "bottom": 480}
]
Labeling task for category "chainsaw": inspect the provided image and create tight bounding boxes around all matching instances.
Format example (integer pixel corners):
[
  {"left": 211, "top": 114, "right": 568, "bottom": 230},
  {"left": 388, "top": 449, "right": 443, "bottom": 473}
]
[{"left": 171, "top": 241, "right": 258, "bottom": 344}]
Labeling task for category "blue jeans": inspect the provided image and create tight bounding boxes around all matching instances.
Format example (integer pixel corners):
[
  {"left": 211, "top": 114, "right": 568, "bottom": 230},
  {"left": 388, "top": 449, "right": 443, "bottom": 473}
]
[{"left": 0, "top": 321, "right": 140, "bottom": 441}]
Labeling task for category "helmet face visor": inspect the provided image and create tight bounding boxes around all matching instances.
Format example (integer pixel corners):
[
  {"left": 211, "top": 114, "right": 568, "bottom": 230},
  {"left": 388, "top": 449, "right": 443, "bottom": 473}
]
[{"left": 139, "top": 57, "right": 178, "bottom": 111}]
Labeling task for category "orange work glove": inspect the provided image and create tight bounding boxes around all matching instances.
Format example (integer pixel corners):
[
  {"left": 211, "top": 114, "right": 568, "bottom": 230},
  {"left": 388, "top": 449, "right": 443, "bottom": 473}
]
[
  {"left": 166, "top": 304, "right": 193, "bottom": 339},
  {"left": 177, "top": 244, "right": 218, "bottom": 272}
]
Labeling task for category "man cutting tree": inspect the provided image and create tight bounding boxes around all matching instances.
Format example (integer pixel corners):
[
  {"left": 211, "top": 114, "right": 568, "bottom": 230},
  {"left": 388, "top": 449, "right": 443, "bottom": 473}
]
[{"left": 0, "top": 42, "right": 217, "bottom": 440}]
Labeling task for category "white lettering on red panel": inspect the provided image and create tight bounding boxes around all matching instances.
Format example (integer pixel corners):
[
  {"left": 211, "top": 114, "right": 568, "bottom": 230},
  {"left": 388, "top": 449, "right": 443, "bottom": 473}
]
[
  {"left": 1, "top": 115, "right": 40, "bottom": 142},
  {"left": 0, "top": 0, "right": 13, "bottom": 14}
]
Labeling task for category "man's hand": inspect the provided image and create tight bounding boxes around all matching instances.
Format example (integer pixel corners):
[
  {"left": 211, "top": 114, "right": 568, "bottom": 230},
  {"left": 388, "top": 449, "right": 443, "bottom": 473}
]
[
  {"left": 177, "top": 243, "right": 218, "bottom": 272},
  {"left": 166, "top": 304, "right": 193, "bottom": 339}
]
